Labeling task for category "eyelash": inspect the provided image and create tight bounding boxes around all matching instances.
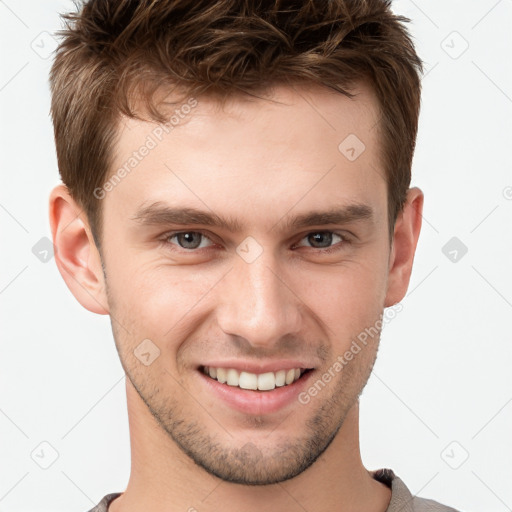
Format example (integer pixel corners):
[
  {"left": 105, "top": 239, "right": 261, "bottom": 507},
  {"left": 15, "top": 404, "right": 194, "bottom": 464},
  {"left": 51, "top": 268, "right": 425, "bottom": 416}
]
[{"left": 159, "top": 230, "right": 352, "bottom": 254}]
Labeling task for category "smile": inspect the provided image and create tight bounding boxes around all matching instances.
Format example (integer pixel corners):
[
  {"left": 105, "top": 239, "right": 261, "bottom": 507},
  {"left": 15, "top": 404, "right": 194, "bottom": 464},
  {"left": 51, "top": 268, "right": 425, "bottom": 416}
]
[
  {"left": 197, "top": 360, "right": 317, "bottom": 415},
  {"left": 201, "top": 366, "right": 314, "bottom": 391}
]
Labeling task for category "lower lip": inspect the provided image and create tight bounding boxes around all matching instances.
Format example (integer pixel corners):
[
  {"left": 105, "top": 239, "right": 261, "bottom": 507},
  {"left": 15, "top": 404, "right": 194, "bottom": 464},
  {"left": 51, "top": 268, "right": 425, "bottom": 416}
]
[{"left": 198, "top": 369, "right": 315, "bottom": 415}]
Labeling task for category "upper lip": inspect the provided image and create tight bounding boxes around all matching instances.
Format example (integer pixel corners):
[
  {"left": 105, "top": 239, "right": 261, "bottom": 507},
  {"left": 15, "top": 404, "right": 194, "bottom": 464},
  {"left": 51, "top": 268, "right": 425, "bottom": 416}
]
[{"left": 199, "top": 360, "right": 316, "bottom": 374}]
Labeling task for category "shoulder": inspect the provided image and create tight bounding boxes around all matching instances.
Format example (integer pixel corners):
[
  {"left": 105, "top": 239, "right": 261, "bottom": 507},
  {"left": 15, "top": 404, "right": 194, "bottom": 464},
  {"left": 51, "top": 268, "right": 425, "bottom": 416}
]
[
  {"left": 371, "top": 469, "right": 461, "bottom": 512},
  {"left": 86, "top": 492, "right": 122, "bottom": 512}
]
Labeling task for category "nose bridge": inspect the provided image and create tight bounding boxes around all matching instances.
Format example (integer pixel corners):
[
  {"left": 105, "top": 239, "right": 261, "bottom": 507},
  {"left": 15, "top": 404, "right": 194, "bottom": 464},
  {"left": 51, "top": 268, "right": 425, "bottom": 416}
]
[{"left": 217, "top": 248, "right": 301, "bottom": 347}]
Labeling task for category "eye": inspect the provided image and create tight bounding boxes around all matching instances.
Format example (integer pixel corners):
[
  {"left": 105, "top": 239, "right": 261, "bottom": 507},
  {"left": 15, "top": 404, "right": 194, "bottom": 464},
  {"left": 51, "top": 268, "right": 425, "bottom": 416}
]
[
  {"left": 164, "top": 231, "right": 214, "bottom": 250},
  {"left": 295, "top": 231, "right": 348, "bottom": 251}
]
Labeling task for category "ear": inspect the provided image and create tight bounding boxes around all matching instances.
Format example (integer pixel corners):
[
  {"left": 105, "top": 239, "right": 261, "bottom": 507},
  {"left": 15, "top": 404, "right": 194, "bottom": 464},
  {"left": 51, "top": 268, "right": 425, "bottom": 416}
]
[
  {"left": 49, "top": 184, "right": 109, "bottom": 315},
  {"left": 384, "top": 187, "right": 424, "bottom": 307}
]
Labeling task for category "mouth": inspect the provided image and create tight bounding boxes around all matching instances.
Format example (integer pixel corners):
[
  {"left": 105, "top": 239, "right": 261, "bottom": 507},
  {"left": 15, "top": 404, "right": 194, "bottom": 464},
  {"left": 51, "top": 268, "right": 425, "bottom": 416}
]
[
  {"left": 196, "top": 360, "right": 317, "bottom": 415},
  {"left": 199, "top": 365, "right": 315, "bottom": 392}
]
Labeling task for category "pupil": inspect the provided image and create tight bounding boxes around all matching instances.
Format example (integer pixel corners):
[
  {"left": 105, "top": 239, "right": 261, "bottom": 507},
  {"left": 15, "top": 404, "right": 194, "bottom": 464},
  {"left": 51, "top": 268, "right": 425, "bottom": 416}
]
[
  {"left": 178, "top": 232, "right": 201, "bottom": 249},
  {"left": 309, "top": 232, "right": 332, "bottom": 248}
]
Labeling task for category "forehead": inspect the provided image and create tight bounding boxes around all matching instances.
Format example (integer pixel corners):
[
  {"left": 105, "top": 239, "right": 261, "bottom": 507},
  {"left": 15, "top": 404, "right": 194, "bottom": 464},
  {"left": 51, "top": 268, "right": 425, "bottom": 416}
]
[
  {"left": 104, "top": 82, "right": 386, "bottom": 232},
  {"left": 116, "top": 80, "right": 381, "bottom": 158}
]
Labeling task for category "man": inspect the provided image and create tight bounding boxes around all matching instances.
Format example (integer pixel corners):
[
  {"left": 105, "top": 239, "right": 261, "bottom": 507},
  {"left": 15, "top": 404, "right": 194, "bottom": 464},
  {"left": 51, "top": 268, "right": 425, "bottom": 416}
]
[{"left": 48, "top": 1, "right": 459, "bottom": 511}]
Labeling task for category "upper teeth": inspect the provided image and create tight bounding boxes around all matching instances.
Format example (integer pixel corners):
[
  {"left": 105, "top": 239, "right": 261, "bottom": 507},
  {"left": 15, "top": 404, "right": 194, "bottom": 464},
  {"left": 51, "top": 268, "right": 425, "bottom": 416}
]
[{"left": 203, "top": 366, "right": 302, "bottom": 390}]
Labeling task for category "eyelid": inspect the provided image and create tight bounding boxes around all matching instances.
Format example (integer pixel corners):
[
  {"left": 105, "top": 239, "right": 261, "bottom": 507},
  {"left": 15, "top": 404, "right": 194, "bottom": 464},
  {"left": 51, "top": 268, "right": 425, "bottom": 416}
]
[
  {"left": 293, "top": 230, "right": 351, "bottom": 249},
  {"left": 160, "top": 230, "right": 217, "bottom": 250},
  {"left": 160, "top": 229, "right": 352, "bottom": 253}
]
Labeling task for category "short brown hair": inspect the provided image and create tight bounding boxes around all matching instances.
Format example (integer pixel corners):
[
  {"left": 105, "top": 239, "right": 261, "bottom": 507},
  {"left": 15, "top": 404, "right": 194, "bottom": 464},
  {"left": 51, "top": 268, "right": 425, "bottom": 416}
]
[{"left": 50, "top": 0, "right": 423, "bottom": 250}]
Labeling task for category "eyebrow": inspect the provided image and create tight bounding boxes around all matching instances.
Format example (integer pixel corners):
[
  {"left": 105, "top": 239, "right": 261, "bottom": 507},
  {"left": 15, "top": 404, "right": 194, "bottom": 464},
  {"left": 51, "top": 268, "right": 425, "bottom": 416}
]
[{"left": 130, "top": 201, "right": 374, "bottom": 232}]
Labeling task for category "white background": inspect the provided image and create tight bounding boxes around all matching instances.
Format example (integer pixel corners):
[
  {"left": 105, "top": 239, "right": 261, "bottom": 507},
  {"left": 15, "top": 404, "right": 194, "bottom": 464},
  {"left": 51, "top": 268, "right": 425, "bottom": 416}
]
[{"left": 1, "top": 1, "right": 511, "bottom": 511}]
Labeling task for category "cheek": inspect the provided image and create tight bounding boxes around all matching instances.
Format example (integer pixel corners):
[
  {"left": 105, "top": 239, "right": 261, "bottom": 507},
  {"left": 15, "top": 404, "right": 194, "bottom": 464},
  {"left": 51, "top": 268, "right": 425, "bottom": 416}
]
[
  {"left": 298, "top": 257, "right": 389, "bottom": 340},
  {"left": 107, "top": 261, "right": 223, "bottom": 340}
]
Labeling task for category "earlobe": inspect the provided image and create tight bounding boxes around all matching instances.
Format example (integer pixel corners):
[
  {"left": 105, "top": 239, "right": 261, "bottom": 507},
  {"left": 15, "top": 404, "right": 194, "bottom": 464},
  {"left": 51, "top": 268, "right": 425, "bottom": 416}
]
[
  {"left": 384, "top": 187, "right": 424, "bottom": 307},
  {"left": 49, "top": 184, "right": 109, "bottom": 315}
]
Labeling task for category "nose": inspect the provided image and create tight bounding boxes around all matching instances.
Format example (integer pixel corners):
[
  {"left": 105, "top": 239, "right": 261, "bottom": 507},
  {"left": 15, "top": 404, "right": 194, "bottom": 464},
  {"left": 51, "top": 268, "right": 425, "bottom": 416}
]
[{"left": 216, "top": 249, "right": 302, "bottom": 349}]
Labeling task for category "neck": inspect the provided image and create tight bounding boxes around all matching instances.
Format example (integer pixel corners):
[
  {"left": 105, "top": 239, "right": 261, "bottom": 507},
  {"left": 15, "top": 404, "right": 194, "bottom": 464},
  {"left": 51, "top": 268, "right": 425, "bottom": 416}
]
[{"left": 109, "top": 378, "right": 391, "bottom": 512}]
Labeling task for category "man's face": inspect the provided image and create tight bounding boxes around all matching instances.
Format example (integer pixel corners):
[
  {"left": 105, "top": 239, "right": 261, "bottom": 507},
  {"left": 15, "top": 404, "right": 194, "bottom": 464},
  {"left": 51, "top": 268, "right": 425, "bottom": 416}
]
[{"left": 100, "top": 83, "right": 392, "bottom": 484}]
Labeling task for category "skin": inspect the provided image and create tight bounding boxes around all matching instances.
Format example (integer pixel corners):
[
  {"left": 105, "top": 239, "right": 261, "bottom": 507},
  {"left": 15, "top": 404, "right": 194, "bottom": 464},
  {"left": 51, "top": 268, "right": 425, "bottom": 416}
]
[{"left": 49, "top": 82, "right": 423, "bottom": 512}]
